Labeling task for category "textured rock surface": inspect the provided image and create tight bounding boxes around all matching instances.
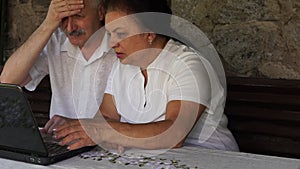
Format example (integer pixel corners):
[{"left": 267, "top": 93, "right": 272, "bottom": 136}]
[
  {"left": 172, "top": 0, "right": 300, "bottom": 79},
  {"left": 3, "top": 0, "right": 300, "bottom": 79},
  {"left": 5, "top": 0, "right": 49, "bottom": 55}
]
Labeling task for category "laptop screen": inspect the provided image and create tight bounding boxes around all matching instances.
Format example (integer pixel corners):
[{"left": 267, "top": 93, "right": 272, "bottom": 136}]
[{"left": 0, "top": 84, "right": 47, "bottom": 156}]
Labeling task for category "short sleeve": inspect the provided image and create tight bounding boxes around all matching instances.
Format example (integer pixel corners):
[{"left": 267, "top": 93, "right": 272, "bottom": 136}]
[
  {"left": 167, "top": 53, "right": 211, "bottom": 107},
  {"left": 25, "top": 50, "right": 49, "bottom": 91}
]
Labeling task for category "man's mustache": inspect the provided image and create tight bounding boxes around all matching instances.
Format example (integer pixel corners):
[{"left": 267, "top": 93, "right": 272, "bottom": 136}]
[{"left": 64, "top": 29, "right": 86, "bottom": 36}]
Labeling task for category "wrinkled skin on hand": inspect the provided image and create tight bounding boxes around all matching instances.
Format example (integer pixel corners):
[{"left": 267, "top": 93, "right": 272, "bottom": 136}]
[{"left": 44, "top": 0, "right": 84, "bottom": 30}]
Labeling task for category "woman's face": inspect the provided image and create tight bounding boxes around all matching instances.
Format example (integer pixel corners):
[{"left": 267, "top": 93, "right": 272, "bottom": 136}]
[{"left": 105, "top": 11, "right": 151, "bottom": 65}]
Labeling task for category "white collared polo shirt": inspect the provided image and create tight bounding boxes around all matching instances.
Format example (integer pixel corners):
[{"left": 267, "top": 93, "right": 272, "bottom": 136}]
[
  {"left": 105, "top": 39, "right": 239, "bottom": 151},
  {"left": 26, "top": 28, "right": 116, "bottom": 119}
]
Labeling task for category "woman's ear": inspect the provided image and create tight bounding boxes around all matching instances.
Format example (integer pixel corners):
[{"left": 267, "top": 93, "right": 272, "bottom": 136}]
[{"left": 147, "top": 33, "right": 157, "bottom": 45}]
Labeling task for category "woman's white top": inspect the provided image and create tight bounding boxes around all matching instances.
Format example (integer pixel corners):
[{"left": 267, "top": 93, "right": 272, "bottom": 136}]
[{"left": 105, "top": 39, "right": 239, "bottom": 151}]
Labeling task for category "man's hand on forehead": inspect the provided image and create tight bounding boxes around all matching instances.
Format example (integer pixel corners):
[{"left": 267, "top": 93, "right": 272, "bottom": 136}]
[
  {"left": 44, "top": 0, "right": 85, "bottom": 30},
  {"left": 52, "top": 0, "right": 84, "bottom": 14}
]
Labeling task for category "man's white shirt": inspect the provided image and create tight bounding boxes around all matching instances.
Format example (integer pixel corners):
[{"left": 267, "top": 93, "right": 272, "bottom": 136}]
[{"left": 26, "top": 28, "right": 116, "bottom": 118}]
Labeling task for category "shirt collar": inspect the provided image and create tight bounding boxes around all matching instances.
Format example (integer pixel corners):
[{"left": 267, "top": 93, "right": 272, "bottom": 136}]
[
  {"left": 61, "top": 36, "right": 78, "bottom": 59},
  {"left": 148, "top": 39, "right": 175, "bottom": 68},
  {"left": 61, "top": 30, "right": 111, "bottom": 64}
]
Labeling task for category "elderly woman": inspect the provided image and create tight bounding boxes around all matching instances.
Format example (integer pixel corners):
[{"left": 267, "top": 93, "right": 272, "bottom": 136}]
[{"left": 54, "top": 0, "right": 239, "bottom": 152}]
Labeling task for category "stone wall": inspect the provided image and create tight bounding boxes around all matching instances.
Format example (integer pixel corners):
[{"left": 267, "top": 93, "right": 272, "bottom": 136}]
[
  {"left": 172, "top": 0, "right": 300, "bottom": 79},
  {"left": 3, "top": 0, "right": 300, "bottom": 79},
  {"left": 5, "top": 0, "right": 49, "bottom": 57}
]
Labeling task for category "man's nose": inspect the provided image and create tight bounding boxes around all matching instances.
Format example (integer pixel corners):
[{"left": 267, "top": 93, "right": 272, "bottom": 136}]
[{"left": 66, "top": 17, "right": 76, "bottom": 32}]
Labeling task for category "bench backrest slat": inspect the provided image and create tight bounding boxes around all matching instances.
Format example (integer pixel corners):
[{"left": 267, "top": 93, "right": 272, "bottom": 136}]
[{"left": 226, "top": 76, "right": 300, "bottom": 159}]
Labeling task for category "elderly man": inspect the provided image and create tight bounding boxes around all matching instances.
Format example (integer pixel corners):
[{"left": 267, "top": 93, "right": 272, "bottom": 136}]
[{"left": 0, "top": 0, "right": 115, "bottom": 133}]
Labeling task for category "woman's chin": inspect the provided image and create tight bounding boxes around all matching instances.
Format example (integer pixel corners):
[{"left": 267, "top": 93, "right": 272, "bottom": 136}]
[{"left": 119, "top": 59, "right": 131, "bottom": 65}]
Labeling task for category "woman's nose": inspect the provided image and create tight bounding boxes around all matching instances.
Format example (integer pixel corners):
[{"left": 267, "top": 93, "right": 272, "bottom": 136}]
[{"left": 109, "top": 36, "right": 119, "bottom": 48}]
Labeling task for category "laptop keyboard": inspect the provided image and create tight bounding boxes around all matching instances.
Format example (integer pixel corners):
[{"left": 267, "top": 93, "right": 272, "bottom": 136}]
[
  {"left": 44, "top": 142, "right": 69, "bottom": 156},
  {"left": 41, "top": 133, "right": 70, "bottom": 156}
]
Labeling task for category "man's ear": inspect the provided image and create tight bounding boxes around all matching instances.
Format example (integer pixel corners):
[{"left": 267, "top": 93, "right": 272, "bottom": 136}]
[{"left": 98, "top": 4, "right": 105, "bottom": 21}]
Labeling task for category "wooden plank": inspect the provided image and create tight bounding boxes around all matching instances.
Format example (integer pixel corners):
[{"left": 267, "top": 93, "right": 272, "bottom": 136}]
[
  {"left": 28, "top": 102, "right": 50, "bottom": 112},
  {"left": 225, "top": 105, "right": 300, "bottom": 122},
  {"left": 24, "top": 91, "right": 51, "bottom": 102},
  {"left": 227, "top": 119, "right": 300, "bottom": 139},
  {"left": 227, "top": 77, "right": 300, "bottom": 95},
  {"left": 227, "top": 76, "right": 300, "bottom": 89},
  {"left": 227, "top": 85, "right": 300, "bottom": 95},
  {"left": 227, "top": 91, "right": 300, "bottom": 106},
  {"left": 234, "top": 133, "right": 300, "bottom": 158}
]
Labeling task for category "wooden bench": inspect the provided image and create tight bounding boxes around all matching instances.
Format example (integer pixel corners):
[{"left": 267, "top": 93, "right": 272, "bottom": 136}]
[
  {"left": 1, "top": 65, "right": 300, "bottom": 158},
  {"left": 225, "top": 76, "right": 300, "bottom": 159}
]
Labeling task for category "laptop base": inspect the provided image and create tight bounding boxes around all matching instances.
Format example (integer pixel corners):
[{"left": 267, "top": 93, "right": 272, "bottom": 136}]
[{"left": 0, "top": 146, "right": 95, "bottom": 165}]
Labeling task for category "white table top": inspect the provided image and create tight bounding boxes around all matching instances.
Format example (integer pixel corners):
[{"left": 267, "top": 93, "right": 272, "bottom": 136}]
[{"left": 1, "top": 146, "right": 300, "bottom": 169}]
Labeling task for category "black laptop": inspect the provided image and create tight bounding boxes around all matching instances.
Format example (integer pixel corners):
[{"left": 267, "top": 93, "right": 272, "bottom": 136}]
[{"left": 0, "top": 83, "right": 94, "bottom": 165}]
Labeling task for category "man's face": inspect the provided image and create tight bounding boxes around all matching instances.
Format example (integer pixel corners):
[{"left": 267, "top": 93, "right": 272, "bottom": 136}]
[{"left": 61, "top": 0, "right": 103, "bottom": 48}]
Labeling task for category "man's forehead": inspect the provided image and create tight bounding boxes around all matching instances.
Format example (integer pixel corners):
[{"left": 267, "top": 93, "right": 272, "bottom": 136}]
[
  {"left": 80, "top": 0, "right": 96, "bottom": 13},
  {"left": 83, "top": 0, "right": 99, "bottom": 8}
]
